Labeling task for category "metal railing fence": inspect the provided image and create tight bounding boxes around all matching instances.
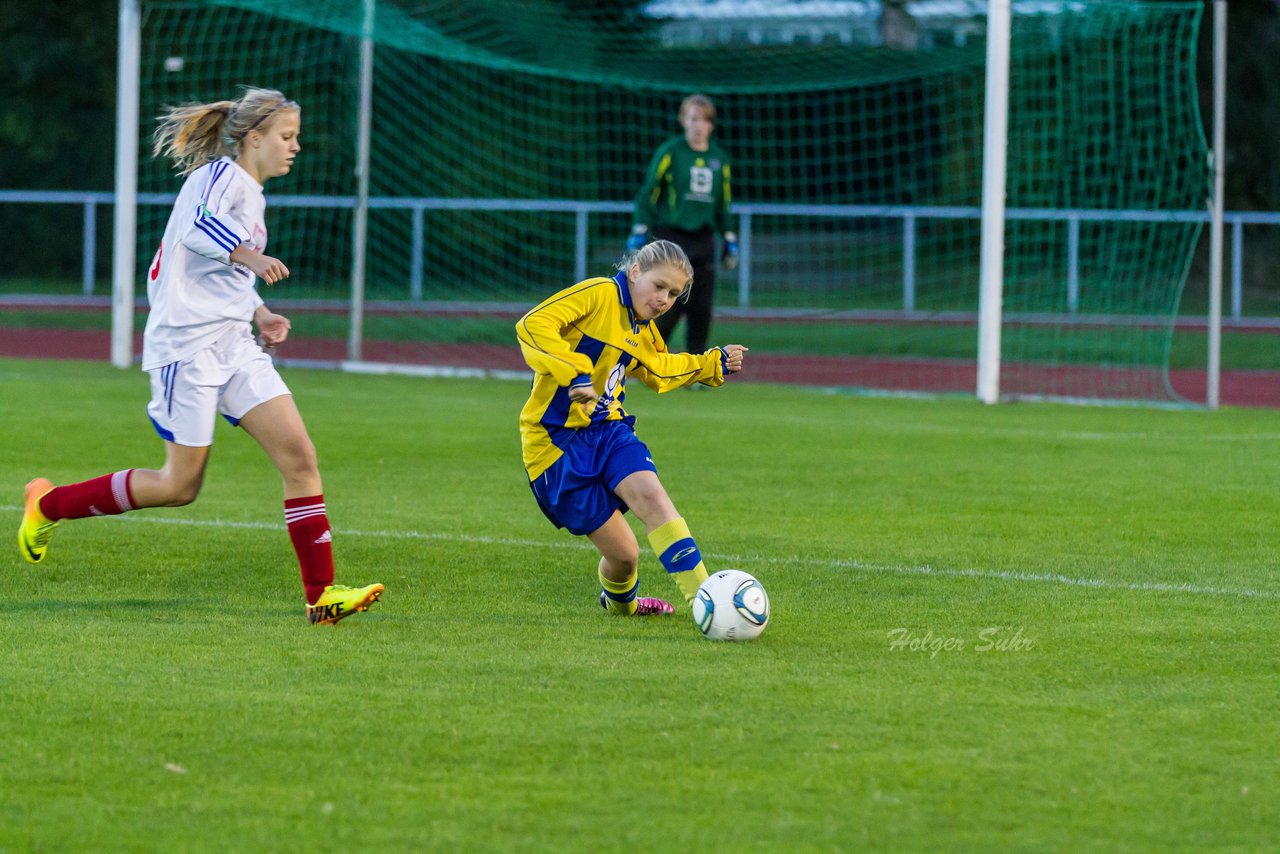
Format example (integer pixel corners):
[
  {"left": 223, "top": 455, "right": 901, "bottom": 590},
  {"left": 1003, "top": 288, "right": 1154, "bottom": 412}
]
[{"left": 3, "top": 189, "right": 1278, "bottom": 319}]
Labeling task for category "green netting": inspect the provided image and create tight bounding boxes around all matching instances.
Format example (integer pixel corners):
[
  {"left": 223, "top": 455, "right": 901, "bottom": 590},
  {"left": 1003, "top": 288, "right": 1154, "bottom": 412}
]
[{"left": 132, "top": 0, "right": 1208, "bottom": 402}]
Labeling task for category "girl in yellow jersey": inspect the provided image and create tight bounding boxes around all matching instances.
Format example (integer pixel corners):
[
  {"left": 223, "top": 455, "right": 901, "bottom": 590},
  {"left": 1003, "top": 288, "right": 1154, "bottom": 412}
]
[{"left": 517, "top": 240, "right": 748, "bottom": 619}]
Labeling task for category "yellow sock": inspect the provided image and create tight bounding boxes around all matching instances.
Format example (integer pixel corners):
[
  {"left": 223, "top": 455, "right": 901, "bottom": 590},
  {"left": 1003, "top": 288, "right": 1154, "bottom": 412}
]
[
  {"left": 647, "top": 517, "right": 708, "bottom": 604},
  {"left": 599, "top": 564, "right": 639, "bottom": 616}
]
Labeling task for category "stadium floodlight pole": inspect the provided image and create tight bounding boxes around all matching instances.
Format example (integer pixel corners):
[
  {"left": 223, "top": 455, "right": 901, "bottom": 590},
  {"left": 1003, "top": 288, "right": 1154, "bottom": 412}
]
[
  {"left": 1206, "top": 0, "right": 1227, "bottom": 410},
  {"left": 976, "top": 0, "right": 1011, "bottom": 405},
  {"left": 111, "top": 0, "right": 141, "bottom": 369},
  {"left": 348, "top": 0, "right": 376, "bottom": 363}
]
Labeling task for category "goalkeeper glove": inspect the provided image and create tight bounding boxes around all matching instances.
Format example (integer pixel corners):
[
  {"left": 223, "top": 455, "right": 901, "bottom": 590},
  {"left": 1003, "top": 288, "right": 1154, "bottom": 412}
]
[
  {"left": 721, "top": 232, "right": 739, "bottom": 271},
  {"left": 625, "top": 225, "right": 649, "bottom": 254}
]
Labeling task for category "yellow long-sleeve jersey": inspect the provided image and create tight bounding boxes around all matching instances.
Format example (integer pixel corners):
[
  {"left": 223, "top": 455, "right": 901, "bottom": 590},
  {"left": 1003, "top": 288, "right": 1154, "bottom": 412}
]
[{"left": 516, "top": 272, "right": 726, "bottom": 480}]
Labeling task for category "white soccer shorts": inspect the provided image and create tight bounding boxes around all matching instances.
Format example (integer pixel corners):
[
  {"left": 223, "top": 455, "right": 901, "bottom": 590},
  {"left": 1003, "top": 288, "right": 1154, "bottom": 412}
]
[{"left": 146, "top": 325, "right": 291, "bottom": 447}]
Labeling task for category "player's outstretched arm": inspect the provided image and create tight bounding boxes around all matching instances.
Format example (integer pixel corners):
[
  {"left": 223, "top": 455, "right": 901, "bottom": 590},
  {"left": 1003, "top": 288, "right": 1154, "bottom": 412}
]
[
  {"left": 231, "top": 244, "right": 291, "bottom": 285},
  {"left": 628, "top": 343, "right": 745, "bottom": 393}
]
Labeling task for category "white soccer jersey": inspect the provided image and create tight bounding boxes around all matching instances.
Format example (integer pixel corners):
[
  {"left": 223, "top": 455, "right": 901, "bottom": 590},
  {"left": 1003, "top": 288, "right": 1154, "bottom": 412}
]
[{"left": 141, "top": 157, "right": 268, "bottom": 371}]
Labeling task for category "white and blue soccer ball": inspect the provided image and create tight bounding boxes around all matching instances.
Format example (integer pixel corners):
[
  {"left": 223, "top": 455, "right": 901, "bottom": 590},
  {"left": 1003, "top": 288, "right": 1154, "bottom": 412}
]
[{"left": 692, "top": 570, "right": 769, "bottom": 641}]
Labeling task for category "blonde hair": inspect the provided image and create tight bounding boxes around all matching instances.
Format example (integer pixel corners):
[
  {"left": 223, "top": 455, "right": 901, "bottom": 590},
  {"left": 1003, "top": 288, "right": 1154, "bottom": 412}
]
[
  {"left": 618, "top": 239, "right": 694, "bottom": 294},
  {"left": 679, "top": 93, "right": 716, "bottom": 125},
  {"left": 153, "top": 87, "right": 299, "bottom": 175}
]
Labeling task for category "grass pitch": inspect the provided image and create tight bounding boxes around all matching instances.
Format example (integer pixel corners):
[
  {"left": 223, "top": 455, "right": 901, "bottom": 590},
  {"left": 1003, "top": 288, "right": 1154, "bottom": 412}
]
[{"left": 0, "top": 358, "right": 1276, "bottom": 851}]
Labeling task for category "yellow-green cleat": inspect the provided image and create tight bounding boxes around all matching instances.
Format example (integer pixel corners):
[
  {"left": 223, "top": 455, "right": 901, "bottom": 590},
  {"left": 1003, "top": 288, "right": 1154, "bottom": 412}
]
[
  {"left": 306, "top": 583, "right": 385, "bottom": 626},
  {"left": 18, "top": 477, "right": 58, "bottom": 564}
]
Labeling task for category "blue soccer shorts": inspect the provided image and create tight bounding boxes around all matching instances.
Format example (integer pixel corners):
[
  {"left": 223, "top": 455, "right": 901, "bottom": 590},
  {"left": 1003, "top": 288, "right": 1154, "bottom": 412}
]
[{"left": 529, "top": 419, "right": 658, "bottom": 536}]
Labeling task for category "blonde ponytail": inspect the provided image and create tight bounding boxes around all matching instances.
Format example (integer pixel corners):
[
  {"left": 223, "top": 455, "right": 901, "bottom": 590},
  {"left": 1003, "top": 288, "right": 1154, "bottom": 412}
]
[
  {"left": 153, "top": 87, "right": 298, "bottom": 175},
  {"left": 152, "top": 101, "right": 236, "bottom": 175}
]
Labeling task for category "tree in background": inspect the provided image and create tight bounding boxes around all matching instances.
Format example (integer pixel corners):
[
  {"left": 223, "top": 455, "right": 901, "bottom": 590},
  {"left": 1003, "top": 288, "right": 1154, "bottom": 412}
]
[
  {"left": 1187, "top": 0, "right": 1280, "bottom": 311},
  {"left": 0, "top": 1, "right": 116, "bottom": 189},
  {"left": 0, "top": 1, "right": 116, "bottom": 283},
  {"left": 1199, "top": 0, "right": 1280, "bottom": 211}
]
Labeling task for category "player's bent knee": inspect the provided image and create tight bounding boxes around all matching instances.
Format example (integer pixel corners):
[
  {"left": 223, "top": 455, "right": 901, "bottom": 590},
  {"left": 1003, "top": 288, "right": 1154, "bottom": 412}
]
[
  {"left": 283, "top": 439, "right": 319, "bottom": 478},
  {"left": 628, "top": 489, "right": 676, "bottom": 524},
  {"left": 147, "top": 485, "right": 199, "bottom": 508},
  {"left": 165, "top": 480, "right": 203, "bottom": 506},
  {"left": 617, "top": 550, "right": 641, "bottom": 572},
  {"left": 603, "top": 552, "right": 640, "bottom": 579},
  {"left": 598, "top": 540, "right": 640, "bottom": 574},
  {"left": 141, "top": 467, "right": 204, "bottom": 508}
]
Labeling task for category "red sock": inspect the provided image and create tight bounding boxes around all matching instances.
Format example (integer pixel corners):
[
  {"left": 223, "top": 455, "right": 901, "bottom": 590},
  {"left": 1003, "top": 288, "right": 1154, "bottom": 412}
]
[
  {"left": 40, "top": 470, "right": 136, "bottom": 521},
  {"left": 285, "top": 495, "right": 335, "bottom": 605}
]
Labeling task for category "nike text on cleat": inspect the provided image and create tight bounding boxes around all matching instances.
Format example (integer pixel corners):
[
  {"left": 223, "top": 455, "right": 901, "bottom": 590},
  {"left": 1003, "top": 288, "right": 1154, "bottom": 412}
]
[
  {"left": 18, "top": 478, "right": 58, "bottom": 564},
  {"left": 306, "top": 583, "right": 384, "bottom": 626}
]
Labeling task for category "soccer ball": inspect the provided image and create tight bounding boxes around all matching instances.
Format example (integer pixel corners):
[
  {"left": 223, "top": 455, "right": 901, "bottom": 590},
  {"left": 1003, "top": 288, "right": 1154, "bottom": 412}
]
[{"left": 692, "top": 570, "right": 769, "bottom": 641}]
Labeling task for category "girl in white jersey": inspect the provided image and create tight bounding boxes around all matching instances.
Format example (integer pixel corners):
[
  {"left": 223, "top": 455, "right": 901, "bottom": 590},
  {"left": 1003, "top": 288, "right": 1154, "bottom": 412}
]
[{"left": 17, "top": 88, "right": 383, "bottom": 626}]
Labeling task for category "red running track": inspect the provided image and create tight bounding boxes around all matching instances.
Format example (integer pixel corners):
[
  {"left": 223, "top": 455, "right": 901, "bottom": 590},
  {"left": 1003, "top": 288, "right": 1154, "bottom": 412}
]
[{"left": 2, "top": 327, "right": 1277, "bottom": 408}]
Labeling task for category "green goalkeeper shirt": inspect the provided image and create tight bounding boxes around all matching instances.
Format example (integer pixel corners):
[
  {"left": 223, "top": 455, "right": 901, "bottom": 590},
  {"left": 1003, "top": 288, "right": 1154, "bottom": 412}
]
[{"left": 632, "top": 136, "right": 733, "bottom": 235}]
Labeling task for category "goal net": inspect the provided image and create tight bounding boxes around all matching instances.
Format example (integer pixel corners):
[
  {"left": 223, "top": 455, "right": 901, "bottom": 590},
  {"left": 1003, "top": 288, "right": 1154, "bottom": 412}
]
[{"left": 129, "top": 0, "right": 1209, "bottom": 403}]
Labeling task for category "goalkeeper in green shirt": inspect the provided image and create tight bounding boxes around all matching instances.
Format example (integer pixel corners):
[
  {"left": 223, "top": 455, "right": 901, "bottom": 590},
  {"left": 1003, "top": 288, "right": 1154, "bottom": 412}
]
[{"left": 626, "top": 94, "right": 736, "bottom": 356}]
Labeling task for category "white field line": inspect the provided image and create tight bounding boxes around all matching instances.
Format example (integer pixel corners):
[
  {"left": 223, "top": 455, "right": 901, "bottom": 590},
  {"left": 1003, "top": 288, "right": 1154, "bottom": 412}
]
[
  {"left": 6, "top": 506, "right": 1277, "bottom": 601},
  {"left": 886, "top": 424, "right": 1280, "bottom": 442},
  {"left": 653, "top": 408, "right": 1280, "bottom": 442}
]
